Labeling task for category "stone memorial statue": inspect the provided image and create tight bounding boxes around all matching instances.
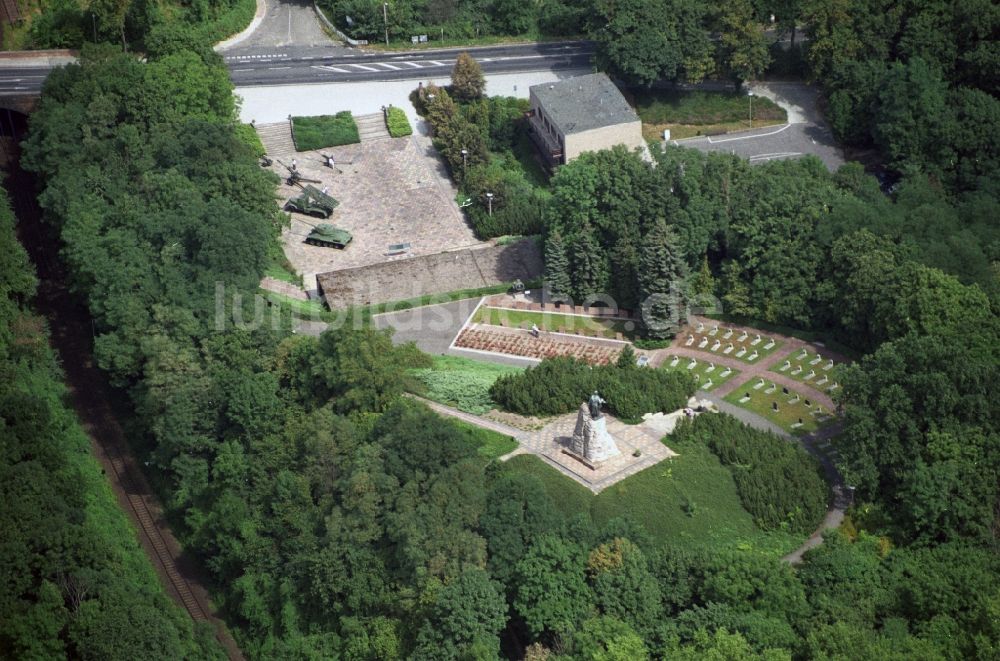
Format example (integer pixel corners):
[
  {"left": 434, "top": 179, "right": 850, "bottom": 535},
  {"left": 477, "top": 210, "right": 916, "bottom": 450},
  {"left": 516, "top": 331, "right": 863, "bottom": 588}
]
[
  {"left": 588, "top": 391, "right": 606, "bottom": 419},
  {"left": 570, "top": 392, "right": 620, "bottom": 464}
]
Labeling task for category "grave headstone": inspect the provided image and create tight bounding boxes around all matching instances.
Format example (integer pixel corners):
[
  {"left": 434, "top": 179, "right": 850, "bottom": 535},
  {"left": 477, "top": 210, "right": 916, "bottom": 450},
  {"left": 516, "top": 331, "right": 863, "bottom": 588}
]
[
  {"left": 738, "top": 331, "right": 748, "bottom": 342},
  {"left": 804, "top": 399, "right": 811, "bottom": 406},
  {"left": 828, "top": 382, "right": 839, "bottom": 392},
  {"left": 754, "top": 378, "right": 765, "bottom": 390},
  {"left": 748, "top": 351, "right": 759, "bottom": 361},
  {"left": 687, "top": 359, "right": 697, "bottom": 369},
  {"left": 670, "top": 356, "right": 680, "bottom": 367},
  {"left": 711, "top": 340, "right": 721, "bottom": 352},
  {"left": 739, "top": 392, "right": 751, "bottom": 403},
  {"left": 772, "top": 402, "right": 779, "bottom": 411},
  {"left": 825, "top": 359, "right": 834, "bottom": 371},
  {"left": 805, "top": 370, "right": 816, "bottom": 380},
  {"left": 696, "top": 322, "right": 704, "bottom": 332},
  {"left": 788, "top": 394, "right": 800, "bottom": 404},
  {"left": 698, "top": 337, "right": 708, "bottom": 349},
  {"left": 724, "top": 344, "right": 734, "bottom": 355},
  {"left": 709, "top": 324, "right": 719, "bottom": 336},
  {"left": 724, "top": 329, "right": 733, "bottom": 340},
  {"left": 810, "top": 355, "right": 823, "bottom": 366},
  {"left": 816, "top": 376, "right": 828, "bottom": 386},
  {"left": 782, "top": 387, "right": 789, "bottom": 394},
  {"left": 765, "top": 384, "right": 776, "bottom": 394},
  {"left": 791, "top": 366, "right": 802, "bottom": 375},
  {"left": 780, "top": 360, "right": 791, "bottom": 371},
  {"left": 703, "top": 379, "right": 713, "bottom": 389},
  {"left": 705, "top": 362, "right": 715, "bottom": 373},
  {"left": 797, "top": 349, "right": 808, "bottom": 360},
  {"left": 751, "top": 334, "right": 761, "bottom": 346},
  {"left": 736, "top": 348, "right": 747, "bottom": 358},
  {"left": 720, "top": 368, "right": 732, "bottom": 377},
  {"left": 764, "top": 339, "right": 775, "bottom": 350},
  {"left": 685, "top": 335, "right": 694, "bottom": 346}
]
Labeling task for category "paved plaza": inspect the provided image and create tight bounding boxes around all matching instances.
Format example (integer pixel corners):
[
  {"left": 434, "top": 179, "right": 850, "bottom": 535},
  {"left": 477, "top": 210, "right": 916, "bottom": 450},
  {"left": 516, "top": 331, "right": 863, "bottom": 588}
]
[
  {"left": 523, "top": 412, "right": 679, "bottom": 493},
  {"left": 259, "top": 122, "right": 480, "bottom": 291}
]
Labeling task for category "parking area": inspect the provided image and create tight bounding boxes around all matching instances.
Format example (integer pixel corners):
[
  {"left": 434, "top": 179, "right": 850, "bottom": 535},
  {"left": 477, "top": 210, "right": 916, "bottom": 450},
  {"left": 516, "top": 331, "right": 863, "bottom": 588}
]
[
  {"left": 673, "top": 82, "right": 845, "bottom": 171},
  {"left": 268, "top": 130, "right": 480, "bottom": 289}
]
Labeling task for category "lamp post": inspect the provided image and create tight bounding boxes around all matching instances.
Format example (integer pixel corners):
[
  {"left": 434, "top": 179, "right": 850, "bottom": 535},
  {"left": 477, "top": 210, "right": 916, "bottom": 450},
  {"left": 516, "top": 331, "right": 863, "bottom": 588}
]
[
  {"left": 461, "top": 148, "right": 468, "bottom": 170},
  {"left": 747, "top": 90, "right": 754, "bottom": 129},
  {"left": 486, "top": 192, "right": 494, "bottom": 216},
  {"left": 383, "top": 3, "right": 389, "bottom": 46}
]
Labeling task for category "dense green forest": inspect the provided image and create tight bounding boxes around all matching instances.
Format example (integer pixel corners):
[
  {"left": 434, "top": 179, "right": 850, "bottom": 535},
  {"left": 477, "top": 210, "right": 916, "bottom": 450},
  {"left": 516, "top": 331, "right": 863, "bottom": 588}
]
[
  {"left": 0, "top": 191, "right": 222, "bottom": 657},
  {"left": 7, "top": 0, "right": 254, "bottom": 51},
  {"left": 9, "top": 3, "right": 1000, "bottom": 658}
]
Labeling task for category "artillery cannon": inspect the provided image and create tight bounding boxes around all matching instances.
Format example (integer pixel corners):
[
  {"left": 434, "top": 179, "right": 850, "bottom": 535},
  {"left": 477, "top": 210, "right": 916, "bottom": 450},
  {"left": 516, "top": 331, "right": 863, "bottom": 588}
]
[
  {"left": 276, "top": 159, "right": 321, "bottom": 186},
  {"left": 285, "top": 185, "right": 339, "bottom": 219}
]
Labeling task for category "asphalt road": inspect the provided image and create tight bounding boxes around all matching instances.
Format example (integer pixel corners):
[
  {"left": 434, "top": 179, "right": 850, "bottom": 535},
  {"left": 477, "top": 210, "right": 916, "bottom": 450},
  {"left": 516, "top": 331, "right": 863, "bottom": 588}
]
[
  {"left": 672, "top": 81, "right": 845, "bottom": 170},
  {"left": 0, "top": 67, "right": 50, "bottom": 95},
  {"left": 225, "top": 41, "right": 594, "bottom": 86},
  {"left": 0, "top": 41, "right": 594, "bottom": 96}
]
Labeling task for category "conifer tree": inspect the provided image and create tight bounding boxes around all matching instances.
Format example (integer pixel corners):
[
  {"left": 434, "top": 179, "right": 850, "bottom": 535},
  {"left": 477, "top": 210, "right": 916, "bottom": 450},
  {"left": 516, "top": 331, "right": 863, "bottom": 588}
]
[
  {"left": 451, "top": 52, "right": 486, "bottom": 101},
  {"left": 544, "top": 229, "right": 573, "bottom": 303},
  {"left": 639, "top": 219, "right": 687, "bottom": 339},
  {"left": 571, "top": 223, "right": 610, "bottom": 303}
]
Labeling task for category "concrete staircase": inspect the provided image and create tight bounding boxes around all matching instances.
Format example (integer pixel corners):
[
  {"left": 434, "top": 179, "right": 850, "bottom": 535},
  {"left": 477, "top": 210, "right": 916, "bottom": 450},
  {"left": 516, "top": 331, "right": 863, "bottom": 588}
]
[
  {"left": 256, "top": 122, "right": 297, "bottom": 159},
  {"left": 354, "top": 113, "right": 391, "bottom": 142}
]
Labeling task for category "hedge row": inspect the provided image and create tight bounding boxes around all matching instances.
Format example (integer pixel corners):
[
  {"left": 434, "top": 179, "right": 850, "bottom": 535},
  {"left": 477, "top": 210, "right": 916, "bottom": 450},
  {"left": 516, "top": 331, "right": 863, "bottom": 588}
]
[
  {"left": 386, "top": 107, "right": 413, "bottom": 137},
  {"left": 291, "top": 112, "right": 360, "bottom": 150},
  {"left": 489, "top": 356, "right": 694, "bottom": 422}
]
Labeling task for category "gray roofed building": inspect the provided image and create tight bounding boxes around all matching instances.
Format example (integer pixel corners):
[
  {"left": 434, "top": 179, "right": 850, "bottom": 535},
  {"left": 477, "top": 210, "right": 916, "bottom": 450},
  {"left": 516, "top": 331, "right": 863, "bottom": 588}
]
[{"left": 527, "top": 73, "right": 646, "bottom": 168}]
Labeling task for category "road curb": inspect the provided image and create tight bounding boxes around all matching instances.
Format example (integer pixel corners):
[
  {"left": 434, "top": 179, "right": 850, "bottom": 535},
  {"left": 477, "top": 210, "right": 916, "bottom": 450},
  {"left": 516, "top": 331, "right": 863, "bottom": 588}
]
[
  {"left": 214, "top": 0, "right": 268, "bottom": 51},
  {"left": 0, "top": 49, "right": 77, "bottom": 69}
]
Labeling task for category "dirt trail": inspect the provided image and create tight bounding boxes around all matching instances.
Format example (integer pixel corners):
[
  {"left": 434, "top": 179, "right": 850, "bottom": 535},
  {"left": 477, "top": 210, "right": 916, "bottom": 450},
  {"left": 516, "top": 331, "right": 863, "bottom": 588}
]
[{"left": 4, "top": 135, "right": 245, "bottom": 660}]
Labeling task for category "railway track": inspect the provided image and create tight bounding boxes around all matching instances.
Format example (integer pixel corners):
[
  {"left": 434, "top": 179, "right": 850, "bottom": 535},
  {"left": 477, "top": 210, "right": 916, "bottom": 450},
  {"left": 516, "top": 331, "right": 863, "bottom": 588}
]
[{"left": 3, "top": 120, "right": 244, "bottom": 660}]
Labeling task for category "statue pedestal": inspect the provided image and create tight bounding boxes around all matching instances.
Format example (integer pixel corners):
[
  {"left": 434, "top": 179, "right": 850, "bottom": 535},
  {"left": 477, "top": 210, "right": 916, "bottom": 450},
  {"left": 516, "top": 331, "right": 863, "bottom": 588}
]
[{"left": 563, "top": 403, "right": 620, "bottom": 468}]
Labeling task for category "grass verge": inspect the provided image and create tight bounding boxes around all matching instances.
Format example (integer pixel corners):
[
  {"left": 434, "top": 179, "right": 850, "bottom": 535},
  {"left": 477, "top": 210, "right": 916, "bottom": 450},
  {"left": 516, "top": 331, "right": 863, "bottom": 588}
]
[
  {"left": 633, "top": 89, "right": 786, "bottom": 141},
  {"left": 291, "top": 112, "right": 360, "bottom": 151},
  {"left": 409, "top": 354, "right": 522, "bottom": 414},
  {"left": 474, "top": 306, "right": 632, "bottom": 339},
  {"left": 450, "top": 418, "right": 520, "bottom": 461},
  {"left": 505, "top": 446, "right": 802, "bottom": 556},
  {"left": 723, "top": 384, "right": 834, "bottom": 435}
]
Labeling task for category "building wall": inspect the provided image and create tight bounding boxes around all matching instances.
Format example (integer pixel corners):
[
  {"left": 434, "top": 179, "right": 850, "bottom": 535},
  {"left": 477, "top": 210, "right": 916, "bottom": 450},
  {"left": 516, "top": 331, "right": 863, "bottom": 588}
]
[{"left": 563, "top": 120, "right": 645, "bottom": 162}]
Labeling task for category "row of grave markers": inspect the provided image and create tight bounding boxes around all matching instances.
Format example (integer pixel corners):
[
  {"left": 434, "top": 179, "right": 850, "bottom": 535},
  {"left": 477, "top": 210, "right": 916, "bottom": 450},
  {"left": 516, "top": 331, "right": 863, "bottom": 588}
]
[{"left": 684, "top": 335, "right": 772, "bottom": 360}]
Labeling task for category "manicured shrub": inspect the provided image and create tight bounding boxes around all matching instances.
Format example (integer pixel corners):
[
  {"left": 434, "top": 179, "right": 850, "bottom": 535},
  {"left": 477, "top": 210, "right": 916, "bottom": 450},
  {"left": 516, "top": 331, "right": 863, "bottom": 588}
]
[
  {"left": 490, "top": 356, "right": 694, "bottom": 422},
  {"left": 386, "top": 106, "right": 413, "bottom": 138},
  {"left": 672, "top": 414, "right": 829, "bottom": 534},
  {"left": 291, "top": 112, "right": 360, "bottom": 150}
]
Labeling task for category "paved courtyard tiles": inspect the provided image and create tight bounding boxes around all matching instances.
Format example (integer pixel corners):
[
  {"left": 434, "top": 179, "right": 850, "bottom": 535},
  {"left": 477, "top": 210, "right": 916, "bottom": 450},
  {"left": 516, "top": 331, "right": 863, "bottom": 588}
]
[
  {"left": 523, "top": 413, "right": 679, "bottom": 494},
  {"left": 259, "top": 125, "right": 479, "bottom": 290}
]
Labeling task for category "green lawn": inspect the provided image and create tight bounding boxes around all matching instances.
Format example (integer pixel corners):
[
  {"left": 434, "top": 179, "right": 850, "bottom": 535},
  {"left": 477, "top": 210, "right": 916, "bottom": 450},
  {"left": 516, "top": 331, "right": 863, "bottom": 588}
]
[
  {"left": 409, "top": 355, "right": 522, "bottom": 414},
  {"left": 770, "top": 347, "right": 845, "bottom": 391},
  {"left": 660, "top": 355, "right": 740, "bottom": 392},
  {"left": 449, "top": 418, "right": 520, "bottom": 461},
  {"left": 291, "top": 112, "right": 360, "bottom": 151},
  {"left": 265, "top": 247, "right": 301, "bottom": 286},
  {"left": 723, "top": 383, "right": 834, "bottom": 435},
  {"left": 633, "top": 89, "right": 787, "bottom": 140},
  {"left": 475, "top": 306, "right": 632, "bottom": 339},
  {"left": 505, "top": 447, "right": 802, "bottom": 557}
]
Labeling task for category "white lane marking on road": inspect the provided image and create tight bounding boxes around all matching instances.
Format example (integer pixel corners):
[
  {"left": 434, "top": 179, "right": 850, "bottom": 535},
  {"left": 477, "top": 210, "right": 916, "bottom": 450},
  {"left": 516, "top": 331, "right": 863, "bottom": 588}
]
[
  {"left": 350, "top": 63, "right": 380, "bottom": 71},
  {"left": 403, "top": 61, "right": 423, "bottom": 68},
  {"left": 748, "top": 152, "right": 801, "bottom": 161},
  {"left": 378, "top": 62, "right": 401, "bottom": 70},
  {"left": 428, "top": 60, "right": 447, "bottom": 66},
  {"left": 312, "top": 65, "right": 351, "bottom": 73},
  {"left": 268, "top": 66, "right": 291, "bottom": 70},
  {"left": 706, "top": 123, "right": 791, "bottom": 143},
  {"left": 232, "top": 68, "right": 255, "bottom": 72}
]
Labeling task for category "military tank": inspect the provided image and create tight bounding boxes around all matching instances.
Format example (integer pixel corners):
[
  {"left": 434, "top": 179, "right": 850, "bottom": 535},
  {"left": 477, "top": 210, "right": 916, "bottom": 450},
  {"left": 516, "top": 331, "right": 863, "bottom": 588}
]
[
  {"left": 305, "top": 224, "right": 352, "bottom": 249},
  {"left": 285, "top": 186, "right": 339, "bottom": 219}
]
